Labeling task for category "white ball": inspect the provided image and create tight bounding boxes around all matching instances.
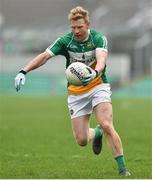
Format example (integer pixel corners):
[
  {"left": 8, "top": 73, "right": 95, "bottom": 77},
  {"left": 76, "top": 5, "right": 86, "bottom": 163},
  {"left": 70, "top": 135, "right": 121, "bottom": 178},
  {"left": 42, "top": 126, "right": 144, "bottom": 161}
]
[{"left": 65, "top": 62, "right": 91, "bottom": 86}]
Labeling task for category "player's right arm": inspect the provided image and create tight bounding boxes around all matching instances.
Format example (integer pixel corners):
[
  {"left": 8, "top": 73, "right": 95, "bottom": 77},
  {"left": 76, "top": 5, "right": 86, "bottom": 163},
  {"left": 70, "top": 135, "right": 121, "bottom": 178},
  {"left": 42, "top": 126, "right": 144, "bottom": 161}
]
[
  {"left": 15, "top": 36, "right": 66, "bottom": 92},
  {"left": 15, "top": 51, "right": 51, "bottom": 92},
  {"left": 23, "top": 51, "right": 51, "bottom": 73}
]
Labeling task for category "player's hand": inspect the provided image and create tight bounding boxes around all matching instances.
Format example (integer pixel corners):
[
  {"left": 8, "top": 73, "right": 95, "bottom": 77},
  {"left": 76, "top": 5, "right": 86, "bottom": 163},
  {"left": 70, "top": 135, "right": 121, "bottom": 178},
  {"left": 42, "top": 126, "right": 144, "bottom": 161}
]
[
  {"left": 15, "top": 70, "right": 26, "bottom": 92},
  {"left": 81, "top": 68, "right": 98, "bottom": 86}
]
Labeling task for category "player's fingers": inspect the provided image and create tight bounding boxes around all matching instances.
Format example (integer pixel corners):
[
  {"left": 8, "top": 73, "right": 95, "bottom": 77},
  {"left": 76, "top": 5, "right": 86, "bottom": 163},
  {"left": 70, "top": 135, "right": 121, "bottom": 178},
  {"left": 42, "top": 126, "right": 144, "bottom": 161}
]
[
  {"left": 15, "top": 78, "right": 19, "bottom": 87},
  {"left": 16, "top": 85, "right": 20, "bottom": 92},
  {"left": 21, "top": 78, "right": 25, "bottom": 85},
  {"left": 83, "top": 75, "right": 92, "bottom": 80},
  {"left": 15, "top": 78, "right": 22, "bottom": 91}
]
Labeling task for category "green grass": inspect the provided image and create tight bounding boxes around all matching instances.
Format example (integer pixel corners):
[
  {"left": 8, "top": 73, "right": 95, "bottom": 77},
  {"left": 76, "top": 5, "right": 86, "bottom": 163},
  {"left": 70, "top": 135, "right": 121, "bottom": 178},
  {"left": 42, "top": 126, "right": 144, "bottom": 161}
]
[{"left": 0, "top": 95, "right": 152, "bottom": 179}]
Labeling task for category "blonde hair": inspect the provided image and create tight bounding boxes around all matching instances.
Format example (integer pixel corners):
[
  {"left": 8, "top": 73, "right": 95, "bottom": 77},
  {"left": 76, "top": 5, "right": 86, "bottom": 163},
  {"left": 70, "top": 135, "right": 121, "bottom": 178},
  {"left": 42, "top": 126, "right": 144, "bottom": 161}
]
[{"left": 68, "top": 6, "right": 89, "bottom": 23}]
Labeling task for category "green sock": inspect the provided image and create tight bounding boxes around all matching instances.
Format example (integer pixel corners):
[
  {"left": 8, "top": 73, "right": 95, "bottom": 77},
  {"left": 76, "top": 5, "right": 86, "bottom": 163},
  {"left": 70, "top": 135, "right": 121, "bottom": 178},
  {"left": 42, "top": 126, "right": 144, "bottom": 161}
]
[
  {"left": 115, "top": 155, "right": 127, "bottom": 172},
  {"left": 94, "top": 126, "right": 102, "bottom": 138}
]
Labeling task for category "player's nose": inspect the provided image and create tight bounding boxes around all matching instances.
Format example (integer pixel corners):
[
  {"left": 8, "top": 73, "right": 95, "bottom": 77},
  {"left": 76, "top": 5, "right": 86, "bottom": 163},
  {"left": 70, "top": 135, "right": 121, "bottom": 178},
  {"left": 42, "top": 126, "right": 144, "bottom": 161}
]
[{"left": 74, "top": 28, "right": 80, "bottom": 34}]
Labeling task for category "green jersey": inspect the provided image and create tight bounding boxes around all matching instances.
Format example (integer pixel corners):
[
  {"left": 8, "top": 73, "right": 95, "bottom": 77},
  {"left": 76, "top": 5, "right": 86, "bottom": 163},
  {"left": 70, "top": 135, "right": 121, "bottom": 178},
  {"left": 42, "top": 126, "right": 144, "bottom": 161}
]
[{"left": 46, "top": 29, "right": 108, "bottom": 95}]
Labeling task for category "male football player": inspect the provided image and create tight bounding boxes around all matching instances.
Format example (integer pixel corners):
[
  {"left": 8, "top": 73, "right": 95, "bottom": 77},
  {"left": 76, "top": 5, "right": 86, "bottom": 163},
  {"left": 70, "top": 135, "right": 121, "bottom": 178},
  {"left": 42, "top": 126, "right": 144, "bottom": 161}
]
[{"left": 15, "top": 6, "right": 130, "bottom": 176}]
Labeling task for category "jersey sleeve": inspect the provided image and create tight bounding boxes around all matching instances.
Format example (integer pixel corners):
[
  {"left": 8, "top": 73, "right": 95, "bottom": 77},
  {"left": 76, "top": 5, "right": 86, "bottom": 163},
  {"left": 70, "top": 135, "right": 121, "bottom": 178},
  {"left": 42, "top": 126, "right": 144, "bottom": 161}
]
[
  {"left": 95, "top": 35, "right": 108, "bottom": 52},
  {"left": 45, "top": 37, "right": 65, "bottom": 56}
]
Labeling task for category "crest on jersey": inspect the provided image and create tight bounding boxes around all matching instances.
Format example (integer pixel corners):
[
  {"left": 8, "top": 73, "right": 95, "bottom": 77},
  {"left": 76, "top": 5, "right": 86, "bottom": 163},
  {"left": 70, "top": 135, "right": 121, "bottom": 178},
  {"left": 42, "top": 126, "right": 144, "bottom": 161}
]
[{"left": 87, "top": 42, "right": 93, "bottom": 49}]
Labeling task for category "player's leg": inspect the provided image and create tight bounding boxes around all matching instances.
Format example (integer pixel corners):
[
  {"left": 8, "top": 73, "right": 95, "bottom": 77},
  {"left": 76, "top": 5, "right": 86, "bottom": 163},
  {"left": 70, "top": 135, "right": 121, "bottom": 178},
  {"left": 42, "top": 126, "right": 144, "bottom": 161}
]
[
  {"left": 71, "top": 114, "right": 94, "bottom": 146},
  {"left": 94, "top": 102, "right": 130, "bottom": 176},
  {"left": 68, "top": 93, "right": 102, "bottom": 147},
  {"left": 71, "top": 115, "right": 103, "bottom": 149},
  {"left": 72, "top": 115, "right": 103, "bottom": 153},
  {"left": 94, "top": 102, "right": 122, "bottom": 155}
]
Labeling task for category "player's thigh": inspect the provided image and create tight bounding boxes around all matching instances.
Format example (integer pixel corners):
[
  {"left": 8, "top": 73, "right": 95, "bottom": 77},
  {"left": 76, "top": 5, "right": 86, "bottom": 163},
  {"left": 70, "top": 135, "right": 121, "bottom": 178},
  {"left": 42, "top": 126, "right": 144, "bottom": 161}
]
[
  {"left": 68, "top": 93, "right": 92, "bottom": 119},
  {"left": 94, "top": 102, "right": 113, "bottom": 127},
  {"left": 71, "top": 114, "right": 90, "bottom": 139}
]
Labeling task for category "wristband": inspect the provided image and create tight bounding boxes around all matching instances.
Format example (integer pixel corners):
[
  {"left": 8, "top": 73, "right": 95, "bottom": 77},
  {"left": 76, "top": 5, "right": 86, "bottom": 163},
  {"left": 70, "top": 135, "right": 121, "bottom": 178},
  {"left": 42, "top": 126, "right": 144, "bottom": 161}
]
[{"left": 19, "top": 70, "right": 27, "bottom": 75}]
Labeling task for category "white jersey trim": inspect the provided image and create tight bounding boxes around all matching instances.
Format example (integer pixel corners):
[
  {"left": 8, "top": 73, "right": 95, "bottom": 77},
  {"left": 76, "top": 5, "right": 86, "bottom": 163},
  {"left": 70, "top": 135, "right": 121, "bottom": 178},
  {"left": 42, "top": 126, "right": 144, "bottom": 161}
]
[
  {"left": 67, "top": 35, "right": 74, "bottom": 48},
  {"left": 96, "top": 47, "right": 108, "bottom": 52},
  {"left": 45, "top": 48, "right": 55, "bottom": 56},
  {"left": 102, "top": 36, "right": 108, "bottom": 49},
  {"left": 46, "top": 37, "right": 61, "bottom": 56}
]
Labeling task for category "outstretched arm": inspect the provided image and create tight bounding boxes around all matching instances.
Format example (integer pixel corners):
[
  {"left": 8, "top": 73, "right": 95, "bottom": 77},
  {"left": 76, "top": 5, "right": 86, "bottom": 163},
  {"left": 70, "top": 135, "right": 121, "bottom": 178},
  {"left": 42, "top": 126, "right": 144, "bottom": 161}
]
[
  {"left": 23, "top": 51, "right": 51, "bottom": 73},
  {"left": 15, "top": 51, "right": 52, "bottom": 91}
]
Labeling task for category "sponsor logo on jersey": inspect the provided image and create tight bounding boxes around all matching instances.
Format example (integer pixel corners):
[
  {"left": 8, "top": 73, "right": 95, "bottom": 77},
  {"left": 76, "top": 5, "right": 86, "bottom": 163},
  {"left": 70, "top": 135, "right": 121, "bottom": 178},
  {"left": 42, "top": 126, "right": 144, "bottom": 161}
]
[
  {"left": 68, "top": 50, "right": 96, "bottom": 66},
  {"left": 70, "top": 57, "right": 96, "bottom": 66}
]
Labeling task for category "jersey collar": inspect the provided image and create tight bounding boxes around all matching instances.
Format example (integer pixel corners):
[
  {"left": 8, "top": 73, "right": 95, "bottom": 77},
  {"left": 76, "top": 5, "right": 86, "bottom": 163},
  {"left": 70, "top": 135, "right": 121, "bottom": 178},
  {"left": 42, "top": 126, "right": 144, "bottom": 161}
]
[{"left": 81, "top": 29, "right": 90, "bottom": 42}]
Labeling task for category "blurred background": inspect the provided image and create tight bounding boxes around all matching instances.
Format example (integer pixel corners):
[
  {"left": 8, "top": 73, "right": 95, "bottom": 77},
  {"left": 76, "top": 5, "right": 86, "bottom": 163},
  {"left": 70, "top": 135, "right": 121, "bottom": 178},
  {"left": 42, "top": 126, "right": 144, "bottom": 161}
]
[{"left": 0, "top": 0, "right": 152, "bottom": 96}]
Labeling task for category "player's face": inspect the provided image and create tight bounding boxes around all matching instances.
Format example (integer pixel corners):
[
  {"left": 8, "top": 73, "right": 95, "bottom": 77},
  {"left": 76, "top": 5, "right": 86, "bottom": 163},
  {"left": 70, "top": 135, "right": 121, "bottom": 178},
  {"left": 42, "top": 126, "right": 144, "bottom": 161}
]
[{"left": 70, "top": 18, "right": 89, "bottom": 42}]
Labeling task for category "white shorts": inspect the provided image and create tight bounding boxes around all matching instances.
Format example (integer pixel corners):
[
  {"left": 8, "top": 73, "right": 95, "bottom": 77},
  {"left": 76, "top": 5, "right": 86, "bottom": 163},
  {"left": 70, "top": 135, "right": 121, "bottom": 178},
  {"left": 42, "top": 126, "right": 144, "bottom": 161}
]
[{"left": 68, "top": 84, "right": 112, "bottom": 119}]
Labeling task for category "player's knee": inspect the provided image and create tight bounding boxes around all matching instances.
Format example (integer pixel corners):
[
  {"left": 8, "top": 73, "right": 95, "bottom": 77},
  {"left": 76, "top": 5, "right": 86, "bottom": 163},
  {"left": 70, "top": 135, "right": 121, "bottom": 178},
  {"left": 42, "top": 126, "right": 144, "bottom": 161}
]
[
  {"left": 76, "top": 136, "right": 88, "bottom": 146},
  {"left": 102, "top": 122, "right": 113, "bottom": 135}
]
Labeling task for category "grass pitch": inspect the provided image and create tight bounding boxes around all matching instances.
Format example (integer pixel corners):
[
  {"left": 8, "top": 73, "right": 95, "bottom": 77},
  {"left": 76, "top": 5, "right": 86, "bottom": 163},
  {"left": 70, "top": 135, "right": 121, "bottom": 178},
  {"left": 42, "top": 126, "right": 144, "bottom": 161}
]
[{"left": 0, "top": 95, "right": 152, "bottom": 178}]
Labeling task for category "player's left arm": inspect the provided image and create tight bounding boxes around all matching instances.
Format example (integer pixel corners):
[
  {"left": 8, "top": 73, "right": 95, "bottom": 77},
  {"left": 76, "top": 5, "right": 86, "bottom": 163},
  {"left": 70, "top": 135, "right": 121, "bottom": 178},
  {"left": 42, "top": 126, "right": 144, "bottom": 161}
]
[
  {"left": 95, "top": 48, "right": 108, "bottom": 75},
  {"left": 81, "top": 35, "right": 108, "bottom": 85},
  {"left": 81, "top": 49, "right": 107, "bottom": 86}
]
